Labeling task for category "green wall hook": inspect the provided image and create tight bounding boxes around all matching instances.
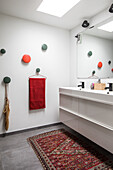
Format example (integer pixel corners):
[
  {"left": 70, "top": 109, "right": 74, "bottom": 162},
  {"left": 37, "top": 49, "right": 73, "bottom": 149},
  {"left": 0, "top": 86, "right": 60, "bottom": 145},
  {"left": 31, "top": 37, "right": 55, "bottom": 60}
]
[
  {"left": 3, "top": 77, "right": 11, "bottom": 84},
  {"left": 36, "top": 68, "right": 40, "bottom": 73},
  {"left": 88, "top": 51, "right": 92, "bottom": 57},
  {"left": 0, "top": 49, "right": 6, "bottom": 54},
  {"left": 92, "top": 70, "right": 95, "bottom": 75},
  {"left": 42, "top": 44, "right": 48, "bottom": 51}
]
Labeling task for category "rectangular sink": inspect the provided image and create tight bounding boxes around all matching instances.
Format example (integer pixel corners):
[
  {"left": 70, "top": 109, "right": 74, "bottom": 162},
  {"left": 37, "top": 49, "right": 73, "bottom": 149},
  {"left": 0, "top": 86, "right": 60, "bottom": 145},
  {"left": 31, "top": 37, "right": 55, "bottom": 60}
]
[{"left": 59, "top": 87, "right": 113, "bottom": 105}]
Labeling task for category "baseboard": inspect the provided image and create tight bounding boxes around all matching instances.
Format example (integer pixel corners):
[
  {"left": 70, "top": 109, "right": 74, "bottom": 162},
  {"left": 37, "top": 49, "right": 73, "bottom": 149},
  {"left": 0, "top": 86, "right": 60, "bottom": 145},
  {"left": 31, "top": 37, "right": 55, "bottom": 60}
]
[{"left": 0, "top": 122, "right": 63, "bottom": 137}]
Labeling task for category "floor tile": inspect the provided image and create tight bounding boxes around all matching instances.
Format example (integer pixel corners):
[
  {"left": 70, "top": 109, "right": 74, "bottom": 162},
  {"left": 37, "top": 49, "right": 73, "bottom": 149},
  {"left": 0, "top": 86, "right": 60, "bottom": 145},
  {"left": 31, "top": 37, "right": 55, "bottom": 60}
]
[
  {"left": 0, "top": 154, "right": 3, "bottom": 170},
  {"left": 0, "top": 123, "right": 113, "bottom": 170},
  {"left": 1, "top": 146, "right": 42, "bottom": 170}
]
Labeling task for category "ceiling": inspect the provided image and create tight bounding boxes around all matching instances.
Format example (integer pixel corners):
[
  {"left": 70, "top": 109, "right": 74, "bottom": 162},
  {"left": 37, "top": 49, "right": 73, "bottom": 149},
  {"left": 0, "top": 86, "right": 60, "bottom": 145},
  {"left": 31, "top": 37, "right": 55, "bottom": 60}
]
[
  {"left": 0, "top": 0, "right": 112, "bottom": 30},
  {"left": 85, "top": 16, "right": 113, "bottom": 40}
]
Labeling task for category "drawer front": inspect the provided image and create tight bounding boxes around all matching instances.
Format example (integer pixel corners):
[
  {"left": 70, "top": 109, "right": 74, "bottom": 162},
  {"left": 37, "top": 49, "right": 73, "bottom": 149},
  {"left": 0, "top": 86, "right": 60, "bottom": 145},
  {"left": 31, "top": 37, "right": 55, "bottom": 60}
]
[{"left": 60, "top": 109, "right": 78, "bottom": 131}]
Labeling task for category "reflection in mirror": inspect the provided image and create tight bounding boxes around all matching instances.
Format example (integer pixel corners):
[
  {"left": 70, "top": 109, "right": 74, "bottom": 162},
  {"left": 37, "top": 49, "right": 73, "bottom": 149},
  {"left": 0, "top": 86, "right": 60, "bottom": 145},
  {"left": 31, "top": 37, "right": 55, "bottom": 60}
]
[{"left": 77, "top": 16, "right": 113, "bottom": 79}]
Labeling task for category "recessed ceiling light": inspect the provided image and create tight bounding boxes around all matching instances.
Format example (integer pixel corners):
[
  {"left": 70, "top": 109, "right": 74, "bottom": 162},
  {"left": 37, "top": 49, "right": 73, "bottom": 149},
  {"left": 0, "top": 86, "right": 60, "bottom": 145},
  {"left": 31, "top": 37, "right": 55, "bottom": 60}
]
[
  {"left": 36, "top": 0, "right": 80, "bottom": 17},
  {"left": 98, "top": 21, "right": 113, "bottom": 32}
]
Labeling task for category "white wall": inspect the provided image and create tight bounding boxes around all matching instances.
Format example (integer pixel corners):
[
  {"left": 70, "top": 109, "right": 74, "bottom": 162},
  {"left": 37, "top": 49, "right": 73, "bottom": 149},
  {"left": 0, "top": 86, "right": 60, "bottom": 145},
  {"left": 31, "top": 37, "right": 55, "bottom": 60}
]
[
  {"left": 70, "top": 8, "right": 113, "bottom": 88},
  {"left": 0, "top": 14, "right": 70, "bottom": 134}
]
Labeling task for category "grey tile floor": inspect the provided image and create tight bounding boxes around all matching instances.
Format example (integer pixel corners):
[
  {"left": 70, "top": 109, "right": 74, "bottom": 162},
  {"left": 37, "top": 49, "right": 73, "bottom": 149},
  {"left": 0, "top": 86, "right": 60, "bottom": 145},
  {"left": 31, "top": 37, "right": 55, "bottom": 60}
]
[
  {"left": 0, "top": 123, "right": 68, "bottom": 170},
  {"left": 0, "top": 123, "right": 113, "bottom": 170}
]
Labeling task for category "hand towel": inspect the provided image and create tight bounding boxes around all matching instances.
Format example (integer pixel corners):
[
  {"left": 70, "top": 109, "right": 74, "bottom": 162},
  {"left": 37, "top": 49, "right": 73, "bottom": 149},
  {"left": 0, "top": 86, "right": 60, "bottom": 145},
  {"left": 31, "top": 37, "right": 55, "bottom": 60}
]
[{"left": 29, "top": 78, "right": 46, "bottom": 110}]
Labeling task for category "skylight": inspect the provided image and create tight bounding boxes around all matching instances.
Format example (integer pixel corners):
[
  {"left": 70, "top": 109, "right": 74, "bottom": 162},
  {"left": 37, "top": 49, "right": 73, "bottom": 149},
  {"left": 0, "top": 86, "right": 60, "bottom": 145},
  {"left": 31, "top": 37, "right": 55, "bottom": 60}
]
[
  {"left": 36, "top": 0, "right": 80, "bottom": 17},
  {"left": 98, "top": 20, "right": 113, "bottom": 32}
]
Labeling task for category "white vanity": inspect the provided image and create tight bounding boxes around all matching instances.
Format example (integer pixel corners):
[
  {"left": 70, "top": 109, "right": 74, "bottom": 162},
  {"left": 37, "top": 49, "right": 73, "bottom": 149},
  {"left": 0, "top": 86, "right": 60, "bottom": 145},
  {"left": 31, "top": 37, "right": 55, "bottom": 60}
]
[{"left": 59, "top": 87, "right": 113, "bottom": 153}]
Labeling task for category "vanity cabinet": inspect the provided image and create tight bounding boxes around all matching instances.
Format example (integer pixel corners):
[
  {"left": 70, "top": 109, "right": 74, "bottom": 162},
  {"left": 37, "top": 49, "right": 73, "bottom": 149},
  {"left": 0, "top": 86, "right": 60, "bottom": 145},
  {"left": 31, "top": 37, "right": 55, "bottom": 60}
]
[{"left": 59, "top": 87, "right": 113, "bottom": 153}]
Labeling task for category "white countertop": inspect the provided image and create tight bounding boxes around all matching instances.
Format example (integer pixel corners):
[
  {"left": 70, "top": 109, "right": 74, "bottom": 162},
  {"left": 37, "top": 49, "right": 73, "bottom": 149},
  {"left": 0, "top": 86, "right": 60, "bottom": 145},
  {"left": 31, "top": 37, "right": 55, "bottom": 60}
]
[{"left": 59, "top": 87, "right": 113, "bottom": 105}]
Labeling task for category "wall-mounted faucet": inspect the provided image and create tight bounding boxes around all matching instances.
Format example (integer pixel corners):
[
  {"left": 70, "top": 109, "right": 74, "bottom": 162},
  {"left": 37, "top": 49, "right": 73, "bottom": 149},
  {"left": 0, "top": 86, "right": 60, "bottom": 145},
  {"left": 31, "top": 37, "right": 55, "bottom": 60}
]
[
  {"left": 105, "top": 83, "right": 113, "bottom": 91},
  {"left": 78, "top": 82, "right": 85, "bottom": 88}
]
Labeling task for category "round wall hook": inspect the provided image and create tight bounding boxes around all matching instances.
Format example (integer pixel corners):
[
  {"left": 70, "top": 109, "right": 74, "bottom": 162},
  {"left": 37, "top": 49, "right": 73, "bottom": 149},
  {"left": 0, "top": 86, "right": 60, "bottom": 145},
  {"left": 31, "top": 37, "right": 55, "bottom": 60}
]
[
  {"left": 36, "top": 68, "right": 40, "bottom": 73},
  {"left": 3, "top": 77, "right": 11, "bottom": 84},
  {"left": 22, "top": 54, "right": 31, "bottom": 63},
  {"left": 98, "top": 62, "right": 103, "bottom": 68},
  {"left": 42, "top": 44, "right": 48, "bottom": 51},
  {"left": 88, "top": 51, "right": 92, "bottom": 57},
  {"left": 92, "top": 70, "right": 95, "bottom": 75},
  {"left": 108, "top": 61, "right": 111, "bottom": 65},
  {"left": 0, "top": 49, "right": 6, "bottom": 54}
]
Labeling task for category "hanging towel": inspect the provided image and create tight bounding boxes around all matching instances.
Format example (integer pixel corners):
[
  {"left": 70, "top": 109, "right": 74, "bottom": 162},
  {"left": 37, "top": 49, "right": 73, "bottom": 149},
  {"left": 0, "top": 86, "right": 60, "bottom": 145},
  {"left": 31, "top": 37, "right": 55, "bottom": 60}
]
[{"left": 29, "top": 78, "right": 46, "bottom": 110}]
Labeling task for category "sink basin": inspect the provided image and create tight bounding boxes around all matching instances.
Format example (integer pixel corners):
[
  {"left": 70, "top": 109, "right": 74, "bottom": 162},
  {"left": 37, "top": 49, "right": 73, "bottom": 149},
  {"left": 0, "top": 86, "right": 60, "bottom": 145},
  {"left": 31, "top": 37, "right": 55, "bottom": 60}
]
[{"left": 59, "top": 87, "right": 113, "bottom": 105}]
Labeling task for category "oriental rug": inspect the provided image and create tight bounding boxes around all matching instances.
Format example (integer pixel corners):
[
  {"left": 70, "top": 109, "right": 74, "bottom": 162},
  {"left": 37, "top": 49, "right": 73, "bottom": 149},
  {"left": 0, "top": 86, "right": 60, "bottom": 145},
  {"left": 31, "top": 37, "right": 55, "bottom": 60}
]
[{"left": 27, "top": 129, "right": 113, "bottom": 169}]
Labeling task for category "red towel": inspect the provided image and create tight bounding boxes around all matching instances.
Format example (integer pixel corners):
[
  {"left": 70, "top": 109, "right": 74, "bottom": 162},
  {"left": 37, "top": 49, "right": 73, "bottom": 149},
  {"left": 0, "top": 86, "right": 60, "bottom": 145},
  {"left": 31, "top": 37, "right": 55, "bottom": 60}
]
[{"left": 29, "top": 78, "right": 46, "bottom": 110}]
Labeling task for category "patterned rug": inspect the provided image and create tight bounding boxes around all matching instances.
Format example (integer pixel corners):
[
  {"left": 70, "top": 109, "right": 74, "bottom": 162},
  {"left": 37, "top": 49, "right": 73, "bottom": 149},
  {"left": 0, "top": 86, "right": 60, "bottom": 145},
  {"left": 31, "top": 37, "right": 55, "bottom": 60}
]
[{"left": 27, "top": 129, "right": 113, "bottom": 169}]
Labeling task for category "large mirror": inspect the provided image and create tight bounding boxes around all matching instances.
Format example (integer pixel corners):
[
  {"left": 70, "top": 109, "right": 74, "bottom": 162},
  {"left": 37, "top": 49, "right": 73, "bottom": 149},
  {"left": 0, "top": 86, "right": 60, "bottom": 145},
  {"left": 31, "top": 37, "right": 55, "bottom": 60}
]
[{"left": 77, "top": 16, "right": 113, "bottom": 78}]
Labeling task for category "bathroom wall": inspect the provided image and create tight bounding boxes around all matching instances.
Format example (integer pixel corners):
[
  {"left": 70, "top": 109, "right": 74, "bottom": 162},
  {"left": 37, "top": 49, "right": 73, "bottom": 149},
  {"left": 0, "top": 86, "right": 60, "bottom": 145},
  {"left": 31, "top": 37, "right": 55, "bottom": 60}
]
[
  {"left": 0, "top": 14, "right": 70, "bottom": 134},
  {"left": 70, "top": 8, "right": 113, "bottom": 88}
]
